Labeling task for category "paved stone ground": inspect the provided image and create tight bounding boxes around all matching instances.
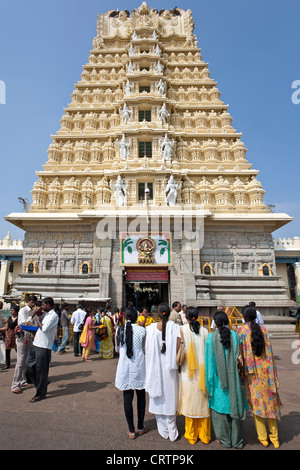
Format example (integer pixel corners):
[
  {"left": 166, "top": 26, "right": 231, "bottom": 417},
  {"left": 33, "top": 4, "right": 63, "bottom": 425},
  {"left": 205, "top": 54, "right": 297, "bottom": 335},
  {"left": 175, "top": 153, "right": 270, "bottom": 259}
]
[{"left": 0, "top": 332, "right": 299, "bottom": 455}]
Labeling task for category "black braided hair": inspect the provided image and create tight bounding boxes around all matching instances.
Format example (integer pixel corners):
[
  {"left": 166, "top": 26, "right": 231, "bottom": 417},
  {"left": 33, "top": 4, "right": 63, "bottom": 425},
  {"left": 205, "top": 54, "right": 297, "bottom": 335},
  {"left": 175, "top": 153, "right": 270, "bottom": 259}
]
[
  {"left": 116, "top": 306, "right": 137, "bottom": 359},
  {"left": 186, "top": 306, "right": 200, "bottom": 335},
  {"left": 214, "top": 311, "right": 231, "bottom": 349},
  {"left": 244, "top": 307, "right": 265, "bottom": 356},
  {"left": 158, "top": 302, "right": 170, "bottom": 353}
]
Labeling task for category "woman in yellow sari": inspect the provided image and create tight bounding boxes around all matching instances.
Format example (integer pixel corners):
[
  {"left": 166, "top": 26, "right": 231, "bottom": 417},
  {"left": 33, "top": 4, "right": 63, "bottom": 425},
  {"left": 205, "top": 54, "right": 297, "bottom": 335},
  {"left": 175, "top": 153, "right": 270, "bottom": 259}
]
[
  {"left": 178, "top": 307, "right": 211, "bottom": 445},
  {"left": 137, "top": 308, "right": 154, "bottom": 328},
  {"left": 99, "top": 311, "right": 114, "bottom": 359}
]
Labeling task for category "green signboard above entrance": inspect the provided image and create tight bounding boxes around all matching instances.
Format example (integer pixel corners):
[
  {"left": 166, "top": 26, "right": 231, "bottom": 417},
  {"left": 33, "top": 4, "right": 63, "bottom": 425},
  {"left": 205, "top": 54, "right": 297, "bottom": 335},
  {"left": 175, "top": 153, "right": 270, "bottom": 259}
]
[{"left": 120, "top": 232, "right": 172, "bottom": 266}]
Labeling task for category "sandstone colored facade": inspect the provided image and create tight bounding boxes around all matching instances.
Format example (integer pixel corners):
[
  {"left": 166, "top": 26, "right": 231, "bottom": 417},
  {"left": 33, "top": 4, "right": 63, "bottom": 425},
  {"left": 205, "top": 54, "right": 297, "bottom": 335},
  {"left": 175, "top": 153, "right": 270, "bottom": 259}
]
[{"left": 6, "top": 3, "right": 294, "bottom": 314}]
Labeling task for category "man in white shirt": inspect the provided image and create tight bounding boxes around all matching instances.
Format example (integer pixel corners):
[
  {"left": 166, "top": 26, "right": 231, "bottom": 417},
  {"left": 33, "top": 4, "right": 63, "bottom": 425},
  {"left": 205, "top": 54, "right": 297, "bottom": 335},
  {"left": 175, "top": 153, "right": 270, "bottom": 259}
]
[
  {"left": 71, "top": 304, "right": 86, "bottom": 357},
  {"left": 210, "top": 305, "right": 226, "bottom": 331},
  {"left": 26, "top": 297, "right": 58, "bottom": 402},
  {"left": 249, "top": 301, "right": 264, "bottom": 325},
  {"left": 179, "top": 304, "right": 188, "bottom": 325},
  {"left": 11, "top": 295, "right": 38, "bottom": 394}
]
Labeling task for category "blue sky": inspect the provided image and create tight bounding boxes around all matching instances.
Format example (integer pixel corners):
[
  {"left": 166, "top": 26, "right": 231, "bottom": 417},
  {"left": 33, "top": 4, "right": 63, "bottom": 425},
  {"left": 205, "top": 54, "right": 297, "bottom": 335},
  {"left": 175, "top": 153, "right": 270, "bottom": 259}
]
[{"left": 0, "top": 0, "right": 299, "bottom": 242}]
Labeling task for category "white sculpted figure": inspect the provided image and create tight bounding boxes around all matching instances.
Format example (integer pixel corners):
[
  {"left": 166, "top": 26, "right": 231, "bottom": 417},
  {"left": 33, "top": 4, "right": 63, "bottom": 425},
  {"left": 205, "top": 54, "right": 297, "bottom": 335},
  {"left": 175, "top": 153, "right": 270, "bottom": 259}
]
[
  {"left": 127, "top": 61, "right": 135, "bottom": 74},
  {"left": 154, "top": 44, "right": 161, "bottom": 56},
  {"left": 152, "top": 30, "right": 158, "bottom": 40},
  {"left": 164, "top": 175, "right": 181, "bottom": 206},
  {"left": 110, "top": 175, "right": 127, "bottom": 207},
  {"left": 132, "top": 31, "right": 138, "bottom": 40},
  {"left": 119, "top": 103, "right": 133, "bottom": 124},
  {"left": 155, "top": 60, "right": 164, "bottom": 74},
  {"left": 155, "top": 78, "right": 166, "bottom": 95},
  {"left": 160, "top": 133, "right": 175, "bottom": 161},
  {"left": 115, "top": 134, "right": 131, "bottom": 160},
  {"left": 124, "top": 79, "right": 134, "bottom": 95},
  {"left": 128, "top": 45, "right": 136, "bottom": 57},
  {"left": 158, "top": 103, "right": 170, "bottom": 124}
]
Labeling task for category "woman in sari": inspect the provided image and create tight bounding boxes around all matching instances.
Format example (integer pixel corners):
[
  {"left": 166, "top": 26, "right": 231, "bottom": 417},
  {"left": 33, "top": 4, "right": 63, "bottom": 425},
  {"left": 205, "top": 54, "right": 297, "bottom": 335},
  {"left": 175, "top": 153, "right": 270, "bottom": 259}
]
[
  {"left": 238, "top": 307, "right": 282, "bottom": 448},
  {"left": 80, "top": 309, "right": 96, "bottom": 361},
  {"left": 178, "top": 307, "right": 211, "bottom": 445},
  {"left": 137, "top": 307, "right": 154, "bottom": 328},
  {"left": 145, "top": 302, "right": 181, "bottom": 442},
  {"left": 205, "top": 311, "right": 248, "bottom": 449},
  {"left": 99, "top": 311, "right": 114, "bottom": 359}
]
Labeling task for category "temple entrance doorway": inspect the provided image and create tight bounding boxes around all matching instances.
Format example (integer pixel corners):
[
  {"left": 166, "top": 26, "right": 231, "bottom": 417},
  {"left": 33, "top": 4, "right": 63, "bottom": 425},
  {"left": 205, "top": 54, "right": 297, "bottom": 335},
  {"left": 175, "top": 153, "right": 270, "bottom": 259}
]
[{"left": 123, "top": 267, "right": 169, "bottom": 312}]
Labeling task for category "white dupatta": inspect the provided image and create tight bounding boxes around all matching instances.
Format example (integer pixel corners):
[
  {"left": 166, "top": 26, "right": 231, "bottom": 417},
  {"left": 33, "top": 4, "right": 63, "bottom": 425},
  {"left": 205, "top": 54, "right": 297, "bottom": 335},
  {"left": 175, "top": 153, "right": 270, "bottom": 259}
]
[{"left": 145, "top": 321, "right": 179, "bottom": 399}]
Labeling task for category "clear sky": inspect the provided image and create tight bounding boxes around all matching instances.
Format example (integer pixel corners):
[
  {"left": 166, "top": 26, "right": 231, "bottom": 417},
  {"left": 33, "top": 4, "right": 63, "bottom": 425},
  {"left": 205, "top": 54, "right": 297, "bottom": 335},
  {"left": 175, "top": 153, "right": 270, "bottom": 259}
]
[{"left": 0, "top": 0, "right": 299, "bottom": 242}]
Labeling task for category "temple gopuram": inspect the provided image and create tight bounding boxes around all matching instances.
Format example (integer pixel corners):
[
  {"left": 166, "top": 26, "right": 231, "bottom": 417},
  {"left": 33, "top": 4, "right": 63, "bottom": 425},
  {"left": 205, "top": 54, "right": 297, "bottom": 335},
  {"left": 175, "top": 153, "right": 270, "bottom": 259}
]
[{"left": 5, "top": 3, "right": 294, "bottom": 315}]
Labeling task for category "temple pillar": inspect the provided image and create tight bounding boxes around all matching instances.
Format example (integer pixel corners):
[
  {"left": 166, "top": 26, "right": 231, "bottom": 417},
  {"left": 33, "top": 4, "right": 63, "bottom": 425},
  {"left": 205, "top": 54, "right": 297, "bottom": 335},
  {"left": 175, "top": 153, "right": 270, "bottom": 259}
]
[
  {"left": 0, "top": 259, "right": 10, "bottom": 296},
  {"left": 293, "top": 262, "right": 300, "bottom": 305}
]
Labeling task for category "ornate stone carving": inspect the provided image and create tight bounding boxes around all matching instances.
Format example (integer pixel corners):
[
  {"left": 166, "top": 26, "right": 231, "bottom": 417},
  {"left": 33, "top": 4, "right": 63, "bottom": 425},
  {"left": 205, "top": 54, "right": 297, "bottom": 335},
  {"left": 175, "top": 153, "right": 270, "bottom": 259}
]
[
  {"left": 163, "top": 175, "right": 181, "bottom": 206},
  {"left": 30, "top": 3, "right": 268, "bottom": 214},
  {"left": 115, "top": 134, "right": 131, "bottom": 160},
  {"left": 159, "top": 134, "right": 175, "bottom": 161},
  {"left": 119, "top": 103, "right": 133, "bottom": 124},
  {"left": 110, "top": 175, "right": 127, "bottom": 207},
  {"left": 157, "top": 103, "right": 170, "bottom": 124}
]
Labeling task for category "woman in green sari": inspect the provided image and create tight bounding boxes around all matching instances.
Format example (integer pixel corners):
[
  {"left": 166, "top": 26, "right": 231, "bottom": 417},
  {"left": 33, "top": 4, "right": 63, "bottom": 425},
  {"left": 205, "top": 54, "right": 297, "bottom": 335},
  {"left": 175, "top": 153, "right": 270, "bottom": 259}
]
[{"left": 205, "top": 311, "right": 248, "bottom": 448}]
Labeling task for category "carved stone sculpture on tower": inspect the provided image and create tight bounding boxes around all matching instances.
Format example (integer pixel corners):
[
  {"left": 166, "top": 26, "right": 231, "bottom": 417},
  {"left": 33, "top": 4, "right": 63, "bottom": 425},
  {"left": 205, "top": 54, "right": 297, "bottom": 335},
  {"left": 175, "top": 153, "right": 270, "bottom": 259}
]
[
  {"left": 154, "top": 44, "right": 161, "bottom": 56},
  {"left": 160, "top": 133, "right": 175, "bottom": 161},
  {"left": 110, "top": 175, "right": 127, "bottom": 207},
  {"left": 119, "top": 103, "right": 133, "bottom": 125},
  {"left": 158, "top": 103, "right": 170, "bottom": 124},
  {"left": 115, "top": 134, "right": 131, "bottom": 160},
  {"left": 128, "top": 44, "right": 136, "bottom": 57},
  {"left": 127, "top": 61, "right": 135, "bottom": 74},
  {"left": 163, "top": 175, "right": 181, "bottom": 206},
  {"left": 155, "top": 60, "right": 164, "bottom": 74},
  {"left": 124, "top": 79, "right": 134, "bottom": 95},
  {"left": 156, "top": 78, "right": 166, "bottom": 95}
]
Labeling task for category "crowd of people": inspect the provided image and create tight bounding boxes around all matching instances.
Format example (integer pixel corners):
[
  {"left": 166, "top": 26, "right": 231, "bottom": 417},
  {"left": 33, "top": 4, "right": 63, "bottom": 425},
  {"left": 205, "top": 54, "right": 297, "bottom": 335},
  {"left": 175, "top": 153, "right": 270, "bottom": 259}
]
[
  {"left": 0, "top": 296, "right": 283, "bottom": 448},
  {"left": 114, "top": 300, "right": 282, "bottom": 449},
  {"left": 0, "top": 298, "right": 125, "bottom": 401}
]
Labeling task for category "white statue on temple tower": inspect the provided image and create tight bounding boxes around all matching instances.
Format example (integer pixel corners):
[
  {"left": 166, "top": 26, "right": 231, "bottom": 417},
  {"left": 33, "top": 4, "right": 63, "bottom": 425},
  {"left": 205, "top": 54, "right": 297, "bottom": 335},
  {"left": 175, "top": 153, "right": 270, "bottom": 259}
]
[
  {"left": 158, "top": 103, "right": 170, "bottom": 124},
  {"left": 155, "top": 60, "right": 164, "bottom": 74},
  {"left": 154, "top": 44, "right": 161, "bottom": 56},
  {"left": 127, "top": 61, "right": 135, "bottom": 74},
  {"left": 164, "top": 175, "right": 181, "bottom": 206},
  {"left": 128, "top": 44, "right": 136, "bottom": 57},
  {"left": 124, "top": 79, "right": 134, "bottom": 95},
  {"left": 110, "top": 175, "right": 128, "bottom": 207},
  {"left": 119, "top": 103, "right": 133, "bottom": 124},
  {"left": 115, "top": 134, "right": 131, "bottom": 160},
  {"left": 160, "top": 133, "right": 175, "bottom": 161},
  {"left": 156, "top": 78, "right": 166, "bottom": 95}
]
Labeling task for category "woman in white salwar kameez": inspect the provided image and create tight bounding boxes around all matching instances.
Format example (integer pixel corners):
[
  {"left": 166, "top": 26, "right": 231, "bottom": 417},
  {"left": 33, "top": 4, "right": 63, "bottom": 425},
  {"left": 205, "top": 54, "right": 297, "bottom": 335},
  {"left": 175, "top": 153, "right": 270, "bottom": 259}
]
[
  {"left": 145, "top": 303, "right": 181, "bottom": 441},
  {"left": 178, "top": 307, "right": 211, "bottom": 445},
  {"left": 115, "top": 307, "right": 147, "bottom": 439}
]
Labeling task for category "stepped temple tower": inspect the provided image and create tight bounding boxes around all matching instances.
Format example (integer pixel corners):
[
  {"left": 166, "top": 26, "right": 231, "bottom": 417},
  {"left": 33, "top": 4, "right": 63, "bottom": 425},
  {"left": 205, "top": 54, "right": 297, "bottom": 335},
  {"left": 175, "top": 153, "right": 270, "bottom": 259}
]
[{"left": 6, "top": 3, "right": 294, "bottom": 314}]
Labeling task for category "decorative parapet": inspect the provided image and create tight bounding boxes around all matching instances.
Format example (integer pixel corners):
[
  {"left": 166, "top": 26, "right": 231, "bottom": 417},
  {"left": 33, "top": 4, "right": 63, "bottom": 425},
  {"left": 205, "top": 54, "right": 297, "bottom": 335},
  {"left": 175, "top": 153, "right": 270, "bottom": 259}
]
[
  {"left": 0, "top": 232, "right": 23, "bottom": 250},
  {"left": 273, "top": 236, "right": 300, "bottom": 251}
]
